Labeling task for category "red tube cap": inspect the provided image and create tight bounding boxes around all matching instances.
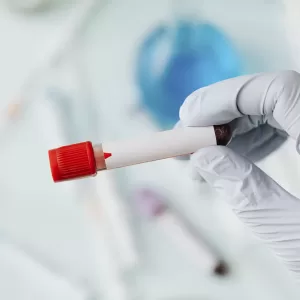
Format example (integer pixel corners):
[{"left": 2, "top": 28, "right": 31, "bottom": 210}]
[{"left": 48, "top": 141, "right": 97, "bottom": 183}]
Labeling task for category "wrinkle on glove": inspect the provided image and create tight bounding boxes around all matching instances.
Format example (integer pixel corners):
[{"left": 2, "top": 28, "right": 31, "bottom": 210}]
[{"left": 190, "top": 146, "right": 300, "bottom": 279}]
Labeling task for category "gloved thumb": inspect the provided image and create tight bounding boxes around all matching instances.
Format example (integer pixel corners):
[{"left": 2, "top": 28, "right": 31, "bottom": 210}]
[{"left": 190, "top": 146, "right": 300, "bottom": 280}]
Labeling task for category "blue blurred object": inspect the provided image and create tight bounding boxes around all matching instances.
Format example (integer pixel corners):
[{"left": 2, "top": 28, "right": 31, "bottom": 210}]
[{"left": 136, "top": 20, "right": 243, "bottom": 129}]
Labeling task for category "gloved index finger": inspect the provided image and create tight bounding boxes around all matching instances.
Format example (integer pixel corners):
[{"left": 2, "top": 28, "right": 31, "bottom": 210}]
[{"left": 179, "top": 71, "right": 300, "bottom": 139}]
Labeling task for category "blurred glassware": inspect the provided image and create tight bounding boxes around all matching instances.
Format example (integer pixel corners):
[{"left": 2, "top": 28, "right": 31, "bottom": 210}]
[
  {"left": 136, "top": 20, "right": 242, "bottom": 129},
  {"left": 0, "top": 0, "right": 99, "bottom": 138},
  {"left": 132, "top": 186, "right": 229, "bottom": 276},
  {"left": 0, "top": 1, "right": 136, "bottom": 299},
  {"left": 0, "top": 41, "right": 134, "bottom": 300}
]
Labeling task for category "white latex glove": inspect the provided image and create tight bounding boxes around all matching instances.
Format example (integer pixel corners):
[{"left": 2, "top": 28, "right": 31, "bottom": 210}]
[{"left": 178, "top": 70, "right": 300, "bottom": 280}]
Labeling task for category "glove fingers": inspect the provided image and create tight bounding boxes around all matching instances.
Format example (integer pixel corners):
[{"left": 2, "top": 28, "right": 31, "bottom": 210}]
[
  {"left": 175, "top": 118, "right": 287, "bottom": 163},
  {"left": 190, "top": 146, "right": 300, "bottom": 279},
  {"left": 190, "top": 146, "right": 279, "bottom": 210},
  {"left": 228, "top": 124, "right": 287, "bottom": 162},
  {"left": 179, "top": 72, "right": 278, "bottom": 126},
  {"left": 229, "top": 114, "right": 283, "bottom": 136},
  {"left": 190, "top": 146, "right": 300, "bottom": 210},
  {"left": 185, "top": 124, "right": 286, "bottom": 182},
  {"left": 179, "top": 70, "right": 300, "bottom": 139}
]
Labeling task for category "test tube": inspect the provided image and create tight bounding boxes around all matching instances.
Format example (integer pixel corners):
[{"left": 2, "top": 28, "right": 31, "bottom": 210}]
[
  {"left": 48, "top": 125, "right": 231, "bottom": 183},
  {"left": 133, "top": 187, "right": 229, "bottom": 276}
]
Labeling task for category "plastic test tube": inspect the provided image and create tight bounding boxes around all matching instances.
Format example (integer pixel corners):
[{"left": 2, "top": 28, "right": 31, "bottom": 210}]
[
  {"left": 134, "top": 188, "right": 228, "bottom": 276},
  {"left": 48, "top": 125, "right": 231, "bottom": 183}
]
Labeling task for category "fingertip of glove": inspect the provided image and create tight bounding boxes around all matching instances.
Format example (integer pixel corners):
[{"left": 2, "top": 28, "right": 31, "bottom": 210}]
[
  {"left": 179, "top": 90, "right": 201, "bottom": 126},
  {"left": 173, "top": 120, "right": 183, "bottom": 129}
]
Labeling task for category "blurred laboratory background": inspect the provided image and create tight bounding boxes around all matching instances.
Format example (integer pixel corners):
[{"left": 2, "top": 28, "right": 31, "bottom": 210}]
[{"left": 0, "top": 0, "right": 300, "bottom": 299}]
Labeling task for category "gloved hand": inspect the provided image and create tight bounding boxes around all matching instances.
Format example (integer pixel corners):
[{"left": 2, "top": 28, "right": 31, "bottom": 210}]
[{"left": 178, "top": 70, "right": 300, "bottom": 280}]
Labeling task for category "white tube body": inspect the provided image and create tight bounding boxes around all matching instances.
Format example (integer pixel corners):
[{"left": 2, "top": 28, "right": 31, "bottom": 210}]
[
  {"left": 102, "top": 126, "right": 216, "bottom": 170},
  {"left": 157, "top": 212, "right": 219, "bottom": 273}
]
